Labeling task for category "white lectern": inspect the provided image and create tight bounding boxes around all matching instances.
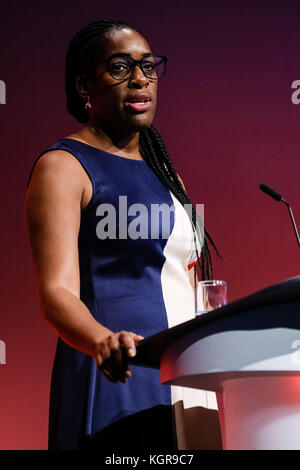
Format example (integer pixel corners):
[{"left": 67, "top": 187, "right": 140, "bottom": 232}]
[{"left": 131, "top": 276, "right": 300, "bottom": 450}]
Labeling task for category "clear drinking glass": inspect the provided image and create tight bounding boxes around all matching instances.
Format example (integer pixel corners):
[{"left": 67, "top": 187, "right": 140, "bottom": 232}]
[{"left": 195, "top": 280, "right": 227, "bottom": 316}]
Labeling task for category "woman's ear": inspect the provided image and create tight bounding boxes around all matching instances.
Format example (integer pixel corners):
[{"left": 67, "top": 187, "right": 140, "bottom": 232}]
[{"left": 75, "top": 75, "right": 91, "bottom": 100}]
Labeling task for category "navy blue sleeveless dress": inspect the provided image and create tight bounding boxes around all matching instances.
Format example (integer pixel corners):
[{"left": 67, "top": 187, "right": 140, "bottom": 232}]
[{"left": 26, "top": 138, "right": 202, "bottom": 450}]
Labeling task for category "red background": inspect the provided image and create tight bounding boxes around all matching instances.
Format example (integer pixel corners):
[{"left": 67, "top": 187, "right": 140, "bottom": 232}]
[{"left": 0, "top": 0, "right": 299, "bottom": 449}]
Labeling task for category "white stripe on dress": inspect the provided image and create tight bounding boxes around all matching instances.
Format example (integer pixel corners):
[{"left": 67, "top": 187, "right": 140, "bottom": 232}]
[{"left": 159, "top": 192, "right": 218, "bottom": 426}]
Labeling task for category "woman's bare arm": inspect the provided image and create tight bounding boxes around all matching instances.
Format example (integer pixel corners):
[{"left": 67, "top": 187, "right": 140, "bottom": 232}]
[{"left": 25, "top": 150, "right": 143, "bottom": 382}]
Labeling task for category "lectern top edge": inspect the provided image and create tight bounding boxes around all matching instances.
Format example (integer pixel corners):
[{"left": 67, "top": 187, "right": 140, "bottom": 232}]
[{"left": 131, "top": 276, "right": 300, "bottom": 369}]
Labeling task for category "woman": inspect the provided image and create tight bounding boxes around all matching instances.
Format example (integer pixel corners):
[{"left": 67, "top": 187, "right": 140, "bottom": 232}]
[{"left": 25, "top": 19, "right": 221, "bottom": 450}]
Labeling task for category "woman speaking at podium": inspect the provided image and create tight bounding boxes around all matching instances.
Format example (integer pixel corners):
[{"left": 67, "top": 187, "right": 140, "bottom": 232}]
[{"left": 25, "top": 19, "right": 220, "bottom": 450}]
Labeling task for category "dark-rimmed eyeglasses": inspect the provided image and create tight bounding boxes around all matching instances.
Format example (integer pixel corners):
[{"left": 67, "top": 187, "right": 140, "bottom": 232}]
[{"left": 85, "top": 54, "right": 168, "bottom": 81}]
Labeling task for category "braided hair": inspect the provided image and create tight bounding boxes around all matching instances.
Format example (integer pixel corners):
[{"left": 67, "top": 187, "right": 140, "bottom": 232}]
[
  {"left": 65, "top": 19, "right": 221, "bottom": 280},
  {"left": 139, "top": 126, "right": 221, "bottom": 280}
]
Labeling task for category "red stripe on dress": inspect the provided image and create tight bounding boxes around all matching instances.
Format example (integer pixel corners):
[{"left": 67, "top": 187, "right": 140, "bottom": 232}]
[{"left": 188, "top": 259, "right": 199, "bottom": 270}]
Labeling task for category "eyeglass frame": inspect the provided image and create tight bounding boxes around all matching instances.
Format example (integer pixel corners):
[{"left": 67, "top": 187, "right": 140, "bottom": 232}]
[{"left": 83, "top": 53, "right": 168, "bottom": 81}]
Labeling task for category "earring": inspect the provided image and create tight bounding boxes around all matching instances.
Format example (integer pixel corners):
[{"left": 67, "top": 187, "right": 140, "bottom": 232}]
[{"left": 85, "top": 96, "right": 92, "bottom": 110}]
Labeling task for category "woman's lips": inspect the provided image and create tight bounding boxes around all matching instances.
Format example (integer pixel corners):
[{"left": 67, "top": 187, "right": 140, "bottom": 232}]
[
  {"left": 124, "top": 94, "right": 152, "bottom": 113},
  {"left": 124, "top": 100, "right": 151, "bottom": 112}
]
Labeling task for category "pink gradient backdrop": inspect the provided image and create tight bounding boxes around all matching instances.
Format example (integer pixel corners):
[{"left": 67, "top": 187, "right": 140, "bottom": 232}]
[{"left": 0, "top": 0, "right": 299, "bottom": 449}]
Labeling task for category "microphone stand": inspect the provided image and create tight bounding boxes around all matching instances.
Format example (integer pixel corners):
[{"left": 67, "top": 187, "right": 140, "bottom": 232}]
[
  {"left": 260, "top": 184, "right": 300, "bottom": 250},
  {"left": 281, "top": 199, "right": 300, "bottom": 249}
]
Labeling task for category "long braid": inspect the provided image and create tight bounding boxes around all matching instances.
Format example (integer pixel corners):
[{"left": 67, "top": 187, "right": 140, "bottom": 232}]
[{"left": 140, "top": 126, "right": 221, "bottom": 280}]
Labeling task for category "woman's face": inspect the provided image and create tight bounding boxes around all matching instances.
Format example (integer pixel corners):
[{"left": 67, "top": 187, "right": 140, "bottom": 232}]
[{"left": 80, "top": 28, "right": 158, "bottom": 136}]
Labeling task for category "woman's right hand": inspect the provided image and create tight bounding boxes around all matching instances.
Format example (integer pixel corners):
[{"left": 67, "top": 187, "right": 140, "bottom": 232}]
[{"left": 92, "top": 331, "right": 144, "bottom": 383}]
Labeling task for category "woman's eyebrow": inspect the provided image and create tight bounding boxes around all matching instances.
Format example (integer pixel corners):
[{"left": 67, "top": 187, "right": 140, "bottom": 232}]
[
  {"left": 107, "top": 53, "right": 131, "bottom": 60},
  {"left": 107, "top": 52, "right": 153, "bottom": 60}
]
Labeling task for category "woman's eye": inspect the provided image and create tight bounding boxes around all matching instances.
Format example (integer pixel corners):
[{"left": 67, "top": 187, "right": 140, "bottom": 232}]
[
  {"left": 143, "top": 62, "right": 155, "bottom": 71},
  {"left": 111, "top": 62, "right": 128, "bottom": 72}
]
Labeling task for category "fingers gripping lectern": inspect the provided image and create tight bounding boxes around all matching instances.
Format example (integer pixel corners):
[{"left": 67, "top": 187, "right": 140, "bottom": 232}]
[{"left": 130, "top": 276, "right": 300, "bottom": 450}]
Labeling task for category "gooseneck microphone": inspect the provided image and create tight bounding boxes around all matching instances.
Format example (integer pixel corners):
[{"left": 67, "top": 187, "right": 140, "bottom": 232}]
[{"left": 259, "top": 183, "right": 300, "bottom": 249}]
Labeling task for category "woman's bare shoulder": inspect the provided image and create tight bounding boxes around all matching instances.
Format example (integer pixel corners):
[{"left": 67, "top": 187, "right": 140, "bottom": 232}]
[
  {"left": 27, "top": 147, "right": 88, "bottom": 191},
  {"left": 25, "top": 147, "right": 89, "bottom": 219},
  {"left": 34, "top": 147, "right": 83, "bottom": 172}
]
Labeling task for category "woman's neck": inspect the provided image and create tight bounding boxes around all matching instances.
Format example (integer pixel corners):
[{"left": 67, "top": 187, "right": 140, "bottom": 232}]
[{"left": 77, "top": 124, "right": 142, "bottom": 159}]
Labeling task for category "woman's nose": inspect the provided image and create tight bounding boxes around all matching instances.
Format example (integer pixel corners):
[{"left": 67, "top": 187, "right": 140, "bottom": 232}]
[{"left": 128, "top": 64, "right": 149, "bottom": 88}]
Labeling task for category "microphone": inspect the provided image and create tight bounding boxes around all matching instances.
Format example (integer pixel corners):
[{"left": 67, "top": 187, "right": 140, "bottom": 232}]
[
  {"left": 259, "top": 184, "right": 283, "bottom": 202},
  {"left": 259, "top": 183, "right": 300, "bottom": 249}
]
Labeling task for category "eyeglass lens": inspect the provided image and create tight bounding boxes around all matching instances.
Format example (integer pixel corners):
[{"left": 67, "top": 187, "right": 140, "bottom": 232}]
[{"left": 109, "top": 56, "right": 166, "bottom": 80}]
